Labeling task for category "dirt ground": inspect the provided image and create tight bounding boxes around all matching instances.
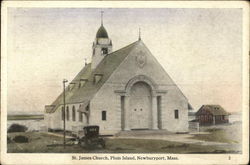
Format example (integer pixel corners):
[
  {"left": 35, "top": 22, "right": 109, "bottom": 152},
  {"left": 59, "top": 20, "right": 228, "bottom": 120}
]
[{"left": 7, "top": 122, "right": 242, "bottom": 153}]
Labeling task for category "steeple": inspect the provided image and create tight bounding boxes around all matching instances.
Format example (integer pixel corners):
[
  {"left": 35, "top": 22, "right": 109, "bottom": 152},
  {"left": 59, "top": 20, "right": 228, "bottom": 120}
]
[
  {"left": 96, "top": 11, "right": 109, "bottom": 38},
  {"left": 91, "top": 11, "right": 112, "bottom": 70}
]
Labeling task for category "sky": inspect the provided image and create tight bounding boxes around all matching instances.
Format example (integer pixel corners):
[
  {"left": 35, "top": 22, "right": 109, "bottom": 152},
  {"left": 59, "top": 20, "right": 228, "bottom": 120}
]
[{"left": 7, "top": 8, "right": 242, "bottom": 114}]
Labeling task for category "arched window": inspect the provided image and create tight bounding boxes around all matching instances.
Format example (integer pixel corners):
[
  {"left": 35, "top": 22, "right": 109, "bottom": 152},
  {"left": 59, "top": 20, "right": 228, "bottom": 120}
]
[
  {"left": 101, "top": 48, "right": 108, "bottom": 55},
  {"left": 79, "top": 111, "right": 83, "bottom": 122},
  {"left": 66, "top": 106, "right": 69, "bottom": 121},
  {"left": 78, "top": 105, "right": 83, "bottom": 122},
  {"left": 61, "top": 106, "right": 64, "bottom": 120},
  {"left": 72, "top": 106, "right": 76, "bottom": 121}
]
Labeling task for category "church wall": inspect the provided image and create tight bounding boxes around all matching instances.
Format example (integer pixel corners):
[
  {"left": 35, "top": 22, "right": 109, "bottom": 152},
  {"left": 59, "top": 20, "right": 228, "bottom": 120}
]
[
  {"left": 44, "top": 109, "right": 61, "bottom": 130},
  {"left": 46, "top": 41, "right": 189, "bottom": 133},
  {"left": 45, "top": 104, "right": 87, "bottom": 132},
  {"left": 90, "top": 83, "right": 122, "bottom": 134},
  {"left": 90, "top": 42, "right": 189, "bottom": 133}
]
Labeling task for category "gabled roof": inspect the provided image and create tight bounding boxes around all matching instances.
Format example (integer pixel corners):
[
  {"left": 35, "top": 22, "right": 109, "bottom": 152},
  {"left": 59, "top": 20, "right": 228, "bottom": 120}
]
[
  {"left": 196, "top": 105, "right": 230, "bottom": 116},
  {"left": 188, "top": 103, "right": 193, "bottom": 110},
  {"left": 46, "top": 41, "right": 139, "bottom": 113}
]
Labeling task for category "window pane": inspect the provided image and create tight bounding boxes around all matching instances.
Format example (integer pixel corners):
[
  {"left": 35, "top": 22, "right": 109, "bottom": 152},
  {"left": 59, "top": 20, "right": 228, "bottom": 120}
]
[
  {"left": 101, "top": 48, "right": 108, "bottom": 55},
  {"left": 66, "top": 106, "right": 69, "bottom": 121},
  {"left": 72, "top": 106, "right": 75, "bottom": 121},
  {"left": 102, "top": 111, "right": 106, "bottom": 120},
  {"left": 61, "top": 107, "right": 64, "bottom": 120},
  {"left": 174, "top": 109, "right": 179, "bottom": 119},
  {"left": 79, "top": 112, "right": 83, "bottom": 122}
]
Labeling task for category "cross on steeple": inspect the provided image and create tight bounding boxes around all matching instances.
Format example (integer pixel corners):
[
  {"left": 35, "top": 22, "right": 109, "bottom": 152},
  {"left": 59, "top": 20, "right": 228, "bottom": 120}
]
[
  {"left": 84, "top": 58, "right": 87, "bottom": 66},
  {"left": 101, "top": 11, "right": 104, "bottom": 26},
  {"left": 138, "top": 27, "right": 141, "bottom": 41}
]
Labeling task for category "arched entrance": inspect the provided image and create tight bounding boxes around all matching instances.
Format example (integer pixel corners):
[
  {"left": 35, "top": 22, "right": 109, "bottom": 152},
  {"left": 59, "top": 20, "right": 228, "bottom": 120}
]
[
  {"left": 116, "top": 75, "right": 166, "bottom": 131},
  {"left": 129, "top": 82, "right": 152, "bottom": 129}
]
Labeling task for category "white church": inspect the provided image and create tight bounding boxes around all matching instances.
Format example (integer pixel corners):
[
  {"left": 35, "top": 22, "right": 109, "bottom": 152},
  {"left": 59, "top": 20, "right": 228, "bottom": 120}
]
[{"left": 44, "top": 16, "right": 192, "bottom": 134}]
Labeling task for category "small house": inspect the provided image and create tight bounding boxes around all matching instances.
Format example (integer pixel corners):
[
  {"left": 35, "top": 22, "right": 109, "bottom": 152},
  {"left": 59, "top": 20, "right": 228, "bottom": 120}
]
[{"left": 196, "top": 105, "right": 230, "bottom": 125}]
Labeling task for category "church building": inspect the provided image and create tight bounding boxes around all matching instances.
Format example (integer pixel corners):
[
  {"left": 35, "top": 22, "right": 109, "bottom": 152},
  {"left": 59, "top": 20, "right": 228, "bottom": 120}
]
[{"left": 44, "top": 17, "right": 192, "bottom": 134}]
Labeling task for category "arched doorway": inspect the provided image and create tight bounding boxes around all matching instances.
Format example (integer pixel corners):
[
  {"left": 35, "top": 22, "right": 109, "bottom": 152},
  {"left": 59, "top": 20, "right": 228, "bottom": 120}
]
[{"left": 129, "top": 82, "right": 152, "bottom": 129}]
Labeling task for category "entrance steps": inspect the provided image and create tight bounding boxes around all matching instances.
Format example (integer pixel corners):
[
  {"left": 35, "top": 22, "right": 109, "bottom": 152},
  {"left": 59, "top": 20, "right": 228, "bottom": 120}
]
[{"left": 115, "top": 129, "right": 174, "bottom": 137}]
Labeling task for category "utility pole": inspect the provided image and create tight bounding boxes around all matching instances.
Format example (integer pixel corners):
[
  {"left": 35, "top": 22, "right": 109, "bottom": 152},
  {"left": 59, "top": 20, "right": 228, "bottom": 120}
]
[{"left": 63, "top": 79, "right": 68, "bottom": 148}]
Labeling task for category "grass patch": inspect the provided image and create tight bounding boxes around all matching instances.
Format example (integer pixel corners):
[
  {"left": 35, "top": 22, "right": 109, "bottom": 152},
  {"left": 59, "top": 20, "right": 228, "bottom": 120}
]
[
  {"left": 7, "top": 132, "right": 240, "bottom": 153},
  {"left": 190, "top": 128, "right": 235, "bottom": 143},
  {"left": 8, "top": 115, "right": 44, "bottom": 120},
  {"left": 105, "top": 138, "right": 237, "bottom": 153}
]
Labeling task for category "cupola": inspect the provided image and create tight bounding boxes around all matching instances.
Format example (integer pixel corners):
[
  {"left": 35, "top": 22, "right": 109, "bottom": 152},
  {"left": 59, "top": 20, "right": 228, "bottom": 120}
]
[{"left": 91, "top": 11, "right": 112, "bottom": 70}]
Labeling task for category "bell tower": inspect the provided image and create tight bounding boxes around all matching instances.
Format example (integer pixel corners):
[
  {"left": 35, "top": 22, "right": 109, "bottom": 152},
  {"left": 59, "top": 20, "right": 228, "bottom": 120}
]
[{"left": 91, "top": 11, "right": 112, "bottom": 70}]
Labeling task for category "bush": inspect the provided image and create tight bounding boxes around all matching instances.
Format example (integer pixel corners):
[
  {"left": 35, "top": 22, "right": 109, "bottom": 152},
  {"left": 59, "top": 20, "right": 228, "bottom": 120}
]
[
  {"left": 8, "top": 124, "right": 28, "bottom": 133},
  {"left": 13, "top": 135, "right": 29, "bottom": 143},
  {"left": 206, "top": 128, "right": 222, "bottom": 132},
  {"left": 48, "top": 128, "right": 63, "bottom": 132}
]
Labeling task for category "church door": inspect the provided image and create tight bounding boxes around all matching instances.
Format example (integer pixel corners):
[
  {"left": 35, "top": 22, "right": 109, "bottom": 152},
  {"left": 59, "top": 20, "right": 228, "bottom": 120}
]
[{"left": 129, "top": 82, "right": 152, "bottom": 129}]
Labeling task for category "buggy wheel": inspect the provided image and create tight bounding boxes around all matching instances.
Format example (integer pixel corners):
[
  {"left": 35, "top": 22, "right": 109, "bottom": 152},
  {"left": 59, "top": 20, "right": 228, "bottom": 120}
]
[
  {"left": 85, "top": 139, "right": 92, "bottom": 148},
  {"left": 100, "top": 139, "right": 106, "bottom": 148},
  {"left": 79, "top": 140, "right": 85, "bottom": 147}
]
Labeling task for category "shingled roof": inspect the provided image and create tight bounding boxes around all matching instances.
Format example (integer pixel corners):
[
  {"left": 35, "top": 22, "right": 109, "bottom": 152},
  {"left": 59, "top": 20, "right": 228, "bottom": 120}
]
[
  {"left": 46, "top": 41, "right": 139, "bottom": 113},
  {"left": 196, "top": 105, "right": 230, "bottom": 116}
]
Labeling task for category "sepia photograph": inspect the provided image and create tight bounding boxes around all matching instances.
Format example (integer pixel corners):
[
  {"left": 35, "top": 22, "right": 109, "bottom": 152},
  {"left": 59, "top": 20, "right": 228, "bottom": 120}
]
[{"left": 1, "top": 1, "right": 249, "bottom": 165}]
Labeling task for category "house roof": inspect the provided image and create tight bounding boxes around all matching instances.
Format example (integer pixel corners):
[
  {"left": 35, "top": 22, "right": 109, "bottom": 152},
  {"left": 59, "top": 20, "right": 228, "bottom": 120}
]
[
  {"left": 196, "top": 105, "right": 230, "bottom": 116},
  {"left": 46, "top": 41, "right": 139, "bottom": 113},
  {"left": 188, "top": 112, "right": 196, "bottom": 116},
  {"left": 188, "top": 103, "right": 193, "bottom": 110}
]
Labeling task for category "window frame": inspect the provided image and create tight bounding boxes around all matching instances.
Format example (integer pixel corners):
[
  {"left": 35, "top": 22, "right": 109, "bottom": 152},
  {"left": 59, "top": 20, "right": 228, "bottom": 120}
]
[
  {"left": 66, "top": 106, "right": 69, "bottom": 121},
  {"left": 102, "top": 110, "right": 107, "bottom": 121},
  {"left": 61, "top": 106, "right": 65, "bottom": 121},
  {"left": 79, "top": 105, "right": 83, "bottom": 122},
  {"left": 72, "top": 106, "right": 76, "bottom": 121},
  {"left": 174, "top": 109, "right": 179, "bottom": 119},
  {"left": 101, "top": 48, "right": 108, "bottom": 55}
]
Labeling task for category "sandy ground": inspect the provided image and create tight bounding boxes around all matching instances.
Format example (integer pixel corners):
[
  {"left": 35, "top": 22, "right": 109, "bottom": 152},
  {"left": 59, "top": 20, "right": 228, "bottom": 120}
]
[
  {"left": 7, "top": 123, "right": 242, "bottom": 153},
  {"left": 112, "top": 122, "right": 242, "bottom": 147},
  {"left": 113, "top": 133, "right": 229, "bottom": 146},
  {"left": 44, "top": 122, "right": 241, "bottom": 147}
]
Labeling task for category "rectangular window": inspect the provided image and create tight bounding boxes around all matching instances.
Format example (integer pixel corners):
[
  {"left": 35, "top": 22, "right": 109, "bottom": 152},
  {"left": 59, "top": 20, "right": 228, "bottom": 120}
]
[
  {"left": 102, "top": 111, "right": 106, "bottom": 121},
  {"left": 174, "top": 109, "right": 179, "bottom": 119}
]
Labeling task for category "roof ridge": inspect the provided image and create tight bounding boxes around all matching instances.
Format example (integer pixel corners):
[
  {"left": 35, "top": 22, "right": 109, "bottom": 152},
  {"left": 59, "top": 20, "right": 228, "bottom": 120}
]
[
  {"left": 106, "top": 41, "right": 138, "bottom": 56},
  {"left": 47, "top": 40, "right": 140, "bottom": 113},
  {"left": 67, "top": 41, "right": 139, "bottom": 104},
  {"left": 50, "top": 63, "right": 91, "bottom": 106},
  {"left": 72, "top": 63, "right": 91, "bottom": 82}
]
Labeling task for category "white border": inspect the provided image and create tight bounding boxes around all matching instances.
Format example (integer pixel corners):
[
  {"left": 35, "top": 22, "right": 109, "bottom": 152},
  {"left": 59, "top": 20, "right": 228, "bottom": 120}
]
[{"left": 1, "top": 1, "right": 249, "bottom": 165}]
